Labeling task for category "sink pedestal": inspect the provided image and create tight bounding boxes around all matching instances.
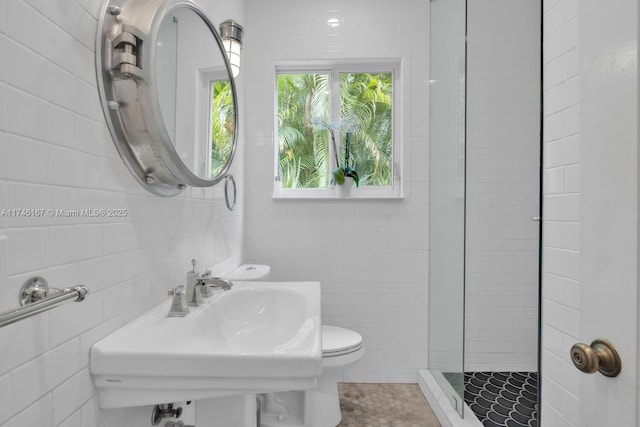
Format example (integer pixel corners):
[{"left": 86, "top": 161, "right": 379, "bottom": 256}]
[{"left": 195, "top": 395, "right": 257, "bottom": 427}]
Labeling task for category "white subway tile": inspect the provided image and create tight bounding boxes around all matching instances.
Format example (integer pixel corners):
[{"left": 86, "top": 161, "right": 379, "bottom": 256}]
[
  {"left": 78, "top": 0, "right": 104, "bottom": 20},
  {"left": 76, "top": 254, "right": 122, "bottom": 292},
  {"left": 45, "top": 62, "right": 101, "bottom": 121},
  {"left": 544, "top": 299, "right": 580, "bottom": 338},
  {"left": 563, "top": 0, "right": 579, "bottom": 22},
  {"left": 5, "top": 228, "right": 49, "bottom": 274},
  {"left": 49, "top": 224, "right": 103, "bottom": 265},
  {"left": 45, "top": 147, "right": 80, "bottom": 188},
  {"left": 0, "top": 373, "right": 13, "bottom": 424},
  {"left": 32, "top": 0, "right": 96, "bottom": 49},
  {"left": 0, "top": 236, "right": 8, "bottom": 314},
  {"left": 543, "top": 2, "right": 563, "bottom": 39},
  {"left": 6, "top": 0, "right": 76, "bottom": 74},
  {"left": 75, "top": 41, "right": 96, "bottom": 85},
  {"left": 540, "top": 400, "right": 577, "bottom": 427},
  {"left": 565, "top": 164, "right": 580, "bottom": 193},
  {"left": 6, "top": 86, "right": 76, "bottom": 148},
  {"left": 0, "top": 84, "right": 6, "bottom": 131},
  {"left": 79, "top": 398, "right": 100, "bottom": 427},
  {"left": 563, "top": 222, "right": 580, "bottom": 251},
  {"left": 0, "top": 0, "right": 6, "bottom": 34},
  {"left": 544, "top": 16, "right": 579, "bottom": 64},
  {"left": 0, "top": 134, "right": 48, "bottom": 184},
  {"left": 102, "top": 281, "right": 136, "bottom": 320},
  {"left": 545, "top": 75, "right": 580, "bottom": 113},
  {"left": 544, "top": 247, "right": 580, "bottom": 280},
  {"left": 563, "top": 47, "right": 580, "bottom": 80},
  {"left": 544, "top": 274, "right": 568, "bottom": 304},
  {"left": 79, "top": 313, "right": 123, "bottom": 368},
  {"left": 0, "top": 312, "right": 50, "bottom": 376},
  {"left": 4, "top": 394, "right": 53, "bottom": 427},
  {"left": 102, "top": 222, "right": 140, "bottom": 254},
  {"left": 0, "top": 35, "right": 48, "bottom": 97},
  {"left": 564, "top": 104, "right": 580, "bottom": 136},
  {"left": 543, "top": 0, "right": 560, "bottom": 14},
  {"left": 52, "top": 368, "right": 93, "bottom": 425},
  {"left": 542, "top": 350, "right": 580, "bottom": 397},
  {"left": 11, "top": 338, "right": 79, "bottom": 412},
  {"left": 563, "top": 389, "right": 580, "bottom": 425},
  {"left": 75, "top": 116, "right": 107, "bottom": 157},
  {"left": 543, "top": 221, "right": 564, "bottom": 248},
  {"left": 121, "top": 249, "right": 154, "bottom": 281},
  {"left": 49, "top": 290, "right": 103, "bottom": 347},
  {"left": 57, "top": 410, "right": 83, "bottom": 427},
  {"left": 544, "top": 193, "right": 580, "bottom": 222},
  {"left": 544, "top": 166, "right": 566, "bottom": 194},
  {"left": 545, "top": 135, "right": 580, "bottom": 169},
  {"left": 6, "top": 183, "right": 76, "bottom": 228}
]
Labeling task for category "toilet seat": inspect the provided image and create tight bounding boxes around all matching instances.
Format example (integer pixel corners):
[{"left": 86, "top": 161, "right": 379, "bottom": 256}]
[{"left": 322, "top": 325, "right": 363, "bottom": 357}]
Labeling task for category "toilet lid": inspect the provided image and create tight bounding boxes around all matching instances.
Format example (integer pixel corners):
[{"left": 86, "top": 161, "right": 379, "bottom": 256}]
[{"left": 322, "top": 325, "right": 363, "bottom": 357}]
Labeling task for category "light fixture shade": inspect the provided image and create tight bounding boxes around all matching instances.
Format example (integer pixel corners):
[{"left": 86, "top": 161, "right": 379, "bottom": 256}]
[{"left": 220, "top": 20, "right": 243, "bottom": 78}]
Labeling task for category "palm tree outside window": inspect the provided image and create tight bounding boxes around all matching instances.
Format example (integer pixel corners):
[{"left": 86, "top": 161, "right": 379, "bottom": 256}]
[{"left": 275, "top": 62, "right": 400, "bottom": 198}]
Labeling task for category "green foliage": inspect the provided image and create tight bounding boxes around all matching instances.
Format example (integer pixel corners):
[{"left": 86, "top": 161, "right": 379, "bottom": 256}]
[
  {"left": 277, "top": 73, "right": 330, "bottom": 188},
  {"left": 340, "top": 73, "right": 393, "bottom": 187},
  {"left": 210, "top": 80, "right": 235, "bottom": 176},
  {"left": 277, "top": 71, "right": 393, "bottom": 189}
]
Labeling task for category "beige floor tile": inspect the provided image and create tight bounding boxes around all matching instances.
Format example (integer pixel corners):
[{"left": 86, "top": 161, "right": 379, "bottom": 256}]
[{"left": 338, "top": 383, "right": 442, "bottom": 427}]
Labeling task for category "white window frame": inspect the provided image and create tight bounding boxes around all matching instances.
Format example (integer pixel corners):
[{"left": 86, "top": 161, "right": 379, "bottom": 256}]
[{"left": 273, "top": 60, "right": 403, "bottom": 199}]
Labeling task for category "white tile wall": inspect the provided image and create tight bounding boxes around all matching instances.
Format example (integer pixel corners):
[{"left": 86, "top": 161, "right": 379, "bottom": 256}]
[
  {"left": 244, "top": 0, "right": 429, "bottom": 382},
  {"left": 541, "top": 0, "right": 581, "bottom": 425},
  {"left": 0, "top": 1, "right": 245, "bottom": 426},
  {"left": 464, "top": 0, "right": 541, "bottom": 372}
]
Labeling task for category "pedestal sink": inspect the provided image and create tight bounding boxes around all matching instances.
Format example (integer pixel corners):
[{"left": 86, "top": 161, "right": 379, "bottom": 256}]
[{"left": 90, "top": 281, "right": 322, "bottom": 409}]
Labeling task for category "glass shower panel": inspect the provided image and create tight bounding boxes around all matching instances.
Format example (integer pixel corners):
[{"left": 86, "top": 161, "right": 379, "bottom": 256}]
[{"left": 428, "top": 0, "right": 466, "bottom": 417}]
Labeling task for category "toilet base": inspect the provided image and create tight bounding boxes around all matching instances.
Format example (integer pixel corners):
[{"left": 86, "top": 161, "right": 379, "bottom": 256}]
[{"left": 259, "top": 374, "right": 342, "bottom": 427}]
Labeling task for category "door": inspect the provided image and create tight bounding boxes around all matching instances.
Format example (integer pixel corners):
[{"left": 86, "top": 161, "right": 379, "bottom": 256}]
[{"left": 578, "top": 0, "right": 637, "bottom": 425}]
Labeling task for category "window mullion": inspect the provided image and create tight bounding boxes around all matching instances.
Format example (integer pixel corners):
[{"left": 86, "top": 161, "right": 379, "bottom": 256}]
[{"left": 330, "top": 70, "right": 341, "bottom": 173}]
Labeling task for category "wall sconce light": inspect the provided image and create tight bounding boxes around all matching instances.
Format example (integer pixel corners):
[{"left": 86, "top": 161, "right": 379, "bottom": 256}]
[{"left": 219, "top": 20, "right": 244, "bottom": 78}]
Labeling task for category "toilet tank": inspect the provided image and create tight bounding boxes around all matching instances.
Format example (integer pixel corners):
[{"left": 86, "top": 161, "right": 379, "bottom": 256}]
[{"left": 227, "top": 264, "right": 271, "bottom": 281}]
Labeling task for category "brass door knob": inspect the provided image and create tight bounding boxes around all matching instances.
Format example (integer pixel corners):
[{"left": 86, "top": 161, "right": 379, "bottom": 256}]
[{"left": 570, "top": 339, "right": 621, "bottom": 377}]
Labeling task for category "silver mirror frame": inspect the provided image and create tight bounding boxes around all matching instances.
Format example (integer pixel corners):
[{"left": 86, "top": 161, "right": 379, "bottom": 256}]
[{"left": 96, "top": 0, "right": 239, "bottom": 196}]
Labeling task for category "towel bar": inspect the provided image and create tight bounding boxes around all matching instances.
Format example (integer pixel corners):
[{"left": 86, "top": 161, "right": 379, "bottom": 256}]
[{"left": 0, "top": 277, "right": 89, "bottom": 328}]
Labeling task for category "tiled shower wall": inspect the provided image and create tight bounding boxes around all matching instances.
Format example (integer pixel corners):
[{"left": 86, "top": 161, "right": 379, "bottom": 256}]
[
  {"left": 465, "top": 0, "right": 541, "bottom": 372},
  {"left": 0, "top": 0, "right": 245, "bottom": 426},
  {"left": 243, "top": 0, "right": 430, "bottom": 382},
  {"left": 541, "top": 0, "right": 581, "bottom": 425}
]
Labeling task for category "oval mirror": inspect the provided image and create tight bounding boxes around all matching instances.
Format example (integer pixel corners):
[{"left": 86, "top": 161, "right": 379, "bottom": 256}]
[{"left": 96, "top": 0, "right": 238, "bottom": 196}]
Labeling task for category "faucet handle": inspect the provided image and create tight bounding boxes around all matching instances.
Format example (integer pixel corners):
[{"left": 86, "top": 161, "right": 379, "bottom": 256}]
[
  {"left": 167, "top": 285, "right": 185, "bottom": 296},
  {"left": 167, "top": 286, "right": 189, "bottom": 317}
]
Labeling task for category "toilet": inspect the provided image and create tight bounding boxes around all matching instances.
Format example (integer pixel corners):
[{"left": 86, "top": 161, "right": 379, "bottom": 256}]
[{"left": 226, "top": 265, "right": 366, "bottom": 427}]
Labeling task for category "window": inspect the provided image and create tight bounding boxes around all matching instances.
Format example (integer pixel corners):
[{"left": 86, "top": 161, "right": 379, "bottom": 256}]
[
  {"left": 210, "top": 80, "right": 234, "bottom": 176},
  {"left": 275, "top": 62, "right": 401, "bottom": 198}
]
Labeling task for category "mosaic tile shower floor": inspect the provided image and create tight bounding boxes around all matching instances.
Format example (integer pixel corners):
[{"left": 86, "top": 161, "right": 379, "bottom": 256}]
[
  {"left": 337, "top": 383, "right": 442, "bottom": 427},
  {"left": 463, "top": 372, "right": 538, "bottom": 427}
]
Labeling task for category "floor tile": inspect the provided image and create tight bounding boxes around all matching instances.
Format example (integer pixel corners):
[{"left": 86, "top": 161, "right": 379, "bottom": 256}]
[{"left": 338, "top": 383, "right": 442, "bottom": 427}]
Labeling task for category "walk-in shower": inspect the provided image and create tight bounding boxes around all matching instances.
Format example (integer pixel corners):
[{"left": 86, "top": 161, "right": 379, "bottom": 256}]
[{"left": 425, "top": 1, "right": 541, "bottom": 426}]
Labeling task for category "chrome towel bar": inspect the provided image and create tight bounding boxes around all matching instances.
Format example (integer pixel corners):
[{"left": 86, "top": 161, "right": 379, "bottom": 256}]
[{"left": 0, "top": 277, "right": 89, "bottom": 328}]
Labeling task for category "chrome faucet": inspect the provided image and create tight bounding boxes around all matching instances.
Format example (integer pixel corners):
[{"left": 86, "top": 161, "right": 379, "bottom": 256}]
[
  {"left": 184, "top": 259, "right": 234, "bottom": 307},
  {"left": 185, "top": 259, "right": 202, "bottom": 306},
  {"left": 196, "top": 276, "right": 234, "bottom": 292},
  {"left": 167, "top": 286, "right": 190, "bottom": 317}
]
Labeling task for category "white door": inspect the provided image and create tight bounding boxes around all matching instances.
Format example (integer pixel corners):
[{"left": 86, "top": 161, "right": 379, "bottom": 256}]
[{"left": 578, "top": 0, "right": 638, "bottom": 425}]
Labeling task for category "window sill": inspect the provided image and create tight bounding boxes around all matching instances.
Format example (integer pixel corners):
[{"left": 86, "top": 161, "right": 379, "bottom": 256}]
[{"left": 273, "top": 187, "right": 403, "bottom": 200}]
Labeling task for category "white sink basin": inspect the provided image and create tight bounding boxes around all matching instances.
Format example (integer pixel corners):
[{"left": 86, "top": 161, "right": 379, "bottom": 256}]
[{"left": 91, "top": 281, "right": 322, "bottom": 409}]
